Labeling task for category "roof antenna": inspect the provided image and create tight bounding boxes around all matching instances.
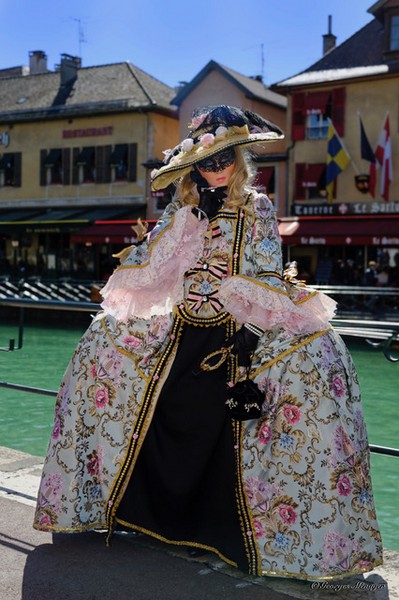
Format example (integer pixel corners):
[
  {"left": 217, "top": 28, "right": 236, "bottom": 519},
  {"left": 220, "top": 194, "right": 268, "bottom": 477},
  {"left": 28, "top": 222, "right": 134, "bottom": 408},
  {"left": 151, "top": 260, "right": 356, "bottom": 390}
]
[
  {"left": 72, "top": 18, "right": 87, "bottom": 60},
  {"left": 261, "top": 43, "right": 265, "bottom": 81}
]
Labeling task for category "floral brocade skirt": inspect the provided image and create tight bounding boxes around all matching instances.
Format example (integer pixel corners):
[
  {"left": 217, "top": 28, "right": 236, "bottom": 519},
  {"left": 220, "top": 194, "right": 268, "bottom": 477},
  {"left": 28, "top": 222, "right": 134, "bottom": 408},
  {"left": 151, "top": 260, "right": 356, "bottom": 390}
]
[{"left": 33, "top": 309, "right": 383, "bottom": 580}]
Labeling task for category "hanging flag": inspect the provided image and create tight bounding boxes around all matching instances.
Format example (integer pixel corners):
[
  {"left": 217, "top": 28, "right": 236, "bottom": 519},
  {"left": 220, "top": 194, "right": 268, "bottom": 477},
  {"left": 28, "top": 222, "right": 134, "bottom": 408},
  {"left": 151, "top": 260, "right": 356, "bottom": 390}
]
[
  {"left": 359, "top": 116, "right": 375, "bottom": 162},
  {"left": 359, "top": 115, "right": 376, "bottom": 196},
  {"left": 374, "top": 114, "right": 393, "bottom": 201},
  {"left": 326, "top": 120, "right": 351, "bottom": 202}
]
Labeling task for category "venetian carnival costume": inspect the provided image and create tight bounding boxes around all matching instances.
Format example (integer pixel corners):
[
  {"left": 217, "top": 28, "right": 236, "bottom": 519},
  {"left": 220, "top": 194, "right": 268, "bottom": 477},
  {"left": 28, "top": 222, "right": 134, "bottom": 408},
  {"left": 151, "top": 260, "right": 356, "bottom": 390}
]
[{"left": 33, "top": 106, "right": 383, "bottom": 580}]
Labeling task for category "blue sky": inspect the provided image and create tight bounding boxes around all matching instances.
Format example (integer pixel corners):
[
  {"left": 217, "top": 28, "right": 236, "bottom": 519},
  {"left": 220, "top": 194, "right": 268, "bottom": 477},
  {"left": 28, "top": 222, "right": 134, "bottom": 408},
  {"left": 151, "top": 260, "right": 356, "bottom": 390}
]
[{"left": 1, "top": 0, "right": 373, "bottom": 88}]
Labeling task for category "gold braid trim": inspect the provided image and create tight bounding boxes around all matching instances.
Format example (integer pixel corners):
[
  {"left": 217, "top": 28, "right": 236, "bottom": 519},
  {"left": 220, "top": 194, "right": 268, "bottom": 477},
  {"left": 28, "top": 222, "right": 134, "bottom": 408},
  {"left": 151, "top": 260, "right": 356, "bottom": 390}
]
[
  {"left": 231, "top": 208, "right": 245, "bottom": 276},
  {"left": 257, "top": 270, "right": 284, "bottom": 279},
  {"left": 105, "top": 315, "right": 184, "bottom": 542},
  {"left": 260, "top": 558, "right": 384, "bottom": 581},
  {"left": 232, "top": 419, "right": 261, "bottom": 575},
  {"left": 33, "top": 521, "right": 108, "bottom": 533},
  {"left": 251, "top": 329, "right": 332, "bottom": 379},
  {"left": 114, "top": 519, "right": 239, "bottom": 569},
  {"left": 176, "top": 305, "right": 232, "bottom": 327}
]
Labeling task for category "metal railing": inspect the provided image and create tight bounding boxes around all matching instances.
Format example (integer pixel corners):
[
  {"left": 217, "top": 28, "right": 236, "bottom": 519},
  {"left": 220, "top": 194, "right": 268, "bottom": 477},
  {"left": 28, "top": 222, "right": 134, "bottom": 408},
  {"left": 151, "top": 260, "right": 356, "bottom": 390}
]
[
  {"left": 1, "top": 295, "right": 398, "bottom": 458},
  {"left": 331, "top": 318, "right": 399, "bottom": 363},
  {"left": 313, "top": 284, "right": 399, "bottom": 316}
]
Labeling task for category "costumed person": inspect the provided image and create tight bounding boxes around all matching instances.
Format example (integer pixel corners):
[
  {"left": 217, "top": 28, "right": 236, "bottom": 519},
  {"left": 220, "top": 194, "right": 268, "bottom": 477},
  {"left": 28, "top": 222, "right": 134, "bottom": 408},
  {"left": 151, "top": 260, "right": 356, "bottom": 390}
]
[{"left": 33, "top": 105, "right": 383, "bottom": 580}]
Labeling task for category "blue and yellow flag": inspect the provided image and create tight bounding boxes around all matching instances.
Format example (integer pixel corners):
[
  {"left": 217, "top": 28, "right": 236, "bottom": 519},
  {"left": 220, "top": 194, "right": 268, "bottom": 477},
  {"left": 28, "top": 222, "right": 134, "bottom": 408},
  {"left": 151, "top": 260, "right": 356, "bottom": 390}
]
[{"left": 326, "top": 121, "right": 351, "bottom": 202}]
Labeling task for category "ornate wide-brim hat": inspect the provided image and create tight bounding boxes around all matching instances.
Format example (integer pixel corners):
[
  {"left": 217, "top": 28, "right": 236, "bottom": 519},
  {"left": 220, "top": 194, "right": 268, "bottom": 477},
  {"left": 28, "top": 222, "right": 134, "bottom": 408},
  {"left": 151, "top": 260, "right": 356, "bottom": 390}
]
[{"left": 151, "top": 104, "right": 284, "bottom": 191}]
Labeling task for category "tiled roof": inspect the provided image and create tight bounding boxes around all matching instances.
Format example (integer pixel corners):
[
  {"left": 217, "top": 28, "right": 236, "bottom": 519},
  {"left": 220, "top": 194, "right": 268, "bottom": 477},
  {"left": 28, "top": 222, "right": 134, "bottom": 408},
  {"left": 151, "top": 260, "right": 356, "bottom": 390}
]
[
  {"left": 306, "top": 20, "right": 385, "bottom": 72},
  {"left": 172, "top": 60, "right": 287, "bottom": 108},
  {"left": 275, "top": 18, "right": 393, "bottom": 88},
  {"left": 0, "top": 62, "right": 177, "bottom": 122}
]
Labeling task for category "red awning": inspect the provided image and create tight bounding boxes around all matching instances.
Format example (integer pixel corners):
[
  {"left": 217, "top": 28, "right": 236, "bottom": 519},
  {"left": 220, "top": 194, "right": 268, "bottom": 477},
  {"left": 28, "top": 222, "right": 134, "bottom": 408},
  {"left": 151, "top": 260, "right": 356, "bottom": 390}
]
[
  {"left": 278, "top": 216, "right": 399, "bottom": 246},
  {"left": 71, "top": 223, "right": 139, "bottom": 244},
  {"left": 70, "top": 220, "right": 156, "bottom": 245}
]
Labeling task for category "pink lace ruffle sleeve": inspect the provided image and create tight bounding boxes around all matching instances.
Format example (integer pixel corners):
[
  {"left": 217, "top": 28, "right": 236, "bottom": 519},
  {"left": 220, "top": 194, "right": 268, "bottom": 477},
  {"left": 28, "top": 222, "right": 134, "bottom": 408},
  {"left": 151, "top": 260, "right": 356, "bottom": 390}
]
[
  {"left": 219, "top": 193, "right": 336, "bottom": 335},
  {"left": 101, "top": 205, "right": 207, "bottom": 320},
  {"left": 219, "top": 274, "right": 336, "bottom": 335}
]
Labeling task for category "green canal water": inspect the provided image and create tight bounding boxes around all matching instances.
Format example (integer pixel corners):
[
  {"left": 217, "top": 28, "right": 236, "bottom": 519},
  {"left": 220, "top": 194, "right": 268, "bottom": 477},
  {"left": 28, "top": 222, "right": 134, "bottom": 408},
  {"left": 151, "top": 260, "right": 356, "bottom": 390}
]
[{"left": 0, "top": 322, "right": 398, "bottom": 550}]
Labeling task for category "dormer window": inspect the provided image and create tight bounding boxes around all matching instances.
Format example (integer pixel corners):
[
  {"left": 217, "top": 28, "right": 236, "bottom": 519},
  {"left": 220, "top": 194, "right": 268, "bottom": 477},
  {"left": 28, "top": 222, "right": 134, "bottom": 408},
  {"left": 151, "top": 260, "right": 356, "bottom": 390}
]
[{"left": 390, "top": 14, "right": 399, "bottom": 50}]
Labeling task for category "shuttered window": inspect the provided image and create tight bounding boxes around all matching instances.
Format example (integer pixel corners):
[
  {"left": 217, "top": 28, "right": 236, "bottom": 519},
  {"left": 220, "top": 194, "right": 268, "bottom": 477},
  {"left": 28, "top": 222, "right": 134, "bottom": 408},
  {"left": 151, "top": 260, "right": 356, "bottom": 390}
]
[
  {"left": 295, "top": 163, "right": 328, "bottom": 200},
  {"left": 291, "top": 87, "right": 345, "bottom": 140},
  {"left": 40, "top": 148, "right": 71, "bottom": 185},
  {"left": 255, "top": 166, "right": 275, "bottom": 195},
  {"left": 0, "top": 152, "right": 22, "bottom": 187}
]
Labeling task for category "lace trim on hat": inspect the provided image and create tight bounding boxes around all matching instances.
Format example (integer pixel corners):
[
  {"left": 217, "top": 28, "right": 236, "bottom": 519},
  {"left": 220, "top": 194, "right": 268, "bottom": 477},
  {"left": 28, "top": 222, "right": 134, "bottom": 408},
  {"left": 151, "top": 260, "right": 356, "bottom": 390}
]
[
  {"left": 218, "top": 275, "right": 337, "bottom": 335},
  {"left": 101, "top": 206, "right": 207, "bottom": 321}
]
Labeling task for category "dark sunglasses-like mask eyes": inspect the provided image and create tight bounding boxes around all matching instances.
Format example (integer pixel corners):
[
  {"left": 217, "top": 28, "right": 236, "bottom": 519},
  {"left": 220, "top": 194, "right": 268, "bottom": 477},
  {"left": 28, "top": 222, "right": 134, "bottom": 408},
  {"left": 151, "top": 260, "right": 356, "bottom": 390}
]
[{"left": 197, "top": 148, "right": 236, "bottom": 172}]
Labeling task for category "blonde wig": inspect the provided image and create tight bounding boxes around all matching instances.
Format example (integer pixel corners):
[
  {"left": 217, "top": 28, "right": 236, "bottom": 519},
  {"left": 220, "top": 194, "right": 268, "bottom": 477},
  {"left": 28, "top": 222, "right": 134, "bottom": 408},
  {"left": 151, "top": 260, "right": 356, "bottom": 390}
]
[{"left": 176, "top": 147, "right": 258, "bottom": 211}]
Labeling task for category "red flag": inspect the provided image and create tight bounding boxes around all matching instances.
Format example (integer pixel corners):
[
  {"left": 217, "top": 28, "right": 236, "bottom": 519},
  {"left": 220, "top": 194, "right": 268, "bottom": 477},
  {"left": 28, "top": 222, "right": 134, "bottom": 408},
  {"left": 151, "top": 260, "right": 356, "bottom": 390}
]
[
  {"left": 372, "top": 114, "right": 393, "bottom": 201},
  {"left": 380, "top": 115, "right": 392, "bottom": 201},
  {"left": 369, "top": 161, "right": 377, "bottom": 197}
]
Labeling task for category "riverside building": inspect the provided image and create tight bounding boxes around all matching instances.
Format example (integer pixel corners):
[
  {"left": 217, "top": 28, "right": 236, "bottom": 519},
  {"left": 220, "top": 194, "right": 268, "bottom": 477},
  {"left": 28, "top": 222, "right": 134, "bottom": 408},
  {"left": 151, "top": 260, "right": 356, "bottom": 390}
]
[{"left": 0, "top": 51, "right": 178, "bottom": 280}]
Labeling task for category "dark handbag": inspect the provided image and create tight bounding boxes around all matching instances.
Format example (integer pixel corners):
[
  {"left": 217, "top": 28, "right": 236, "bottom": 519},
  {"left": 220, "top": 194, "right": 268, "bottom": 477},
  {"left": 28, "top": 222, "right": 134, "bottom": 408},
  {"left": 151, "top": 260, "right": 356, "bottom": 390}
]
[
  {"left": 199, "top": 348, "right": 263, "bottom": 421},
  {"left": 225, "top": 375, "right": 263, "bottom": 420}
]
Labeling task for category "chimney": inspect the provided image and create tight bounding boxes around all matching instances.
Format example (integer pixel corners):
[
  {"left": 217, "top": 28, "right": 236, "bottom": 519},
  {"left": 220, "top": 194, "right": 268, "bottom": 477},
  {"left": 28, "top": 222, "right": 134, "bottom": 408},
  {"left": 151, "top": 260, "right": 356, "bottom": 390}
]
[
  {"left": 29, "top": 50, "right": 48, "bottom": 74},
  {"left": 58, "top": 53, "right": 81, "bottom": 86},
  {"left": 323, "top": 15, "right": 337, "bottom": 55}
]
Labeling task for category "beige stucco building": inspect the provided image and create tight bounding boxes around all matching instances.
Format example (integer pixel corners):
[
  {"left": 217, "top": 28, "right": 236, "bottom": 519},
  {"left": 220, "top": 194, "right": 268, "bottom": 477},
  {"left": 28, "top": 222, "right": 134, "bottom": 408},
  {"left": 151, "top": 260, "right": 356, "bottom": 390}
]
[
  {"left": 273, "top": 1, "right": 399, "bottom": 284},
  {"left": 172, "top": 61, "right": 287, "bottom": 217},
  {"left": 0, "top": 52, "right": 178, "bottom": 279}
]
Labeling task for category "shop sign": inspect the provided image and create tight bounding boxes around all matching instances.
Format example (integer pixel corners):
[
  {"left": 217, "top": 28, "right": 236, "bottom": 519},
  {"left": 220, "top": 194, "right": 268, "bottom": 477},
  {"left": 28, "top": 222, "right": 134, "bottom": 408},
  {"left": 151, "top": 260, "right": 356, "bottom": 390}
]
[
  {"left": 292, "top": 201, "right": 399, "bottom": 216},
  {"left": 62, "top": 126, "right": 114, "bottom": 139},
  {"left": 372, "top": 236, "right": 399, "bottom": 246},
  {"left": 300, "top": 237, "right": 326, "bottom": 245}
]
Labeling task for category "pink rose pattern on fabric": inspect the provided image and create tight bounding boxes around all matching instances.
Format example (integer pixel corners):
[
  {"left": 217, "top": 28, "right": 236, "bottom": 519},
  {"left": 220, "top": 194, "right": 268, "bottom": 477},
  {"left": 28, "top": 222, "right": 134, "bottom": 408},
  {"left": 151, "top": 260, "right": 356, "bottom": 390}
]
[
  {"left": 244, "top": 324, "right": 381, "bottom": 576},
  {"left": 33, "top": 194, "right": 382, "bottom": 579}
]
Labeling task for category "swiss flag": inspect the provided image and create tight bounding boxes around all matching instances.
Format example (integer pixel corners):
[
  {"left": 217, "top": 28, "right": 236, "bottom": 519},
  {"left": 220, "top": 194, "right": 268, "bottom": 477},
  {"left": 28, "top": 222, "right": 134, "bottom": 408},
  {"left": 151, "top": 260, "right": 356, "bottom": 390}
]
[{"left": 371, "top": 114, "right": 393, "bottom": 201}]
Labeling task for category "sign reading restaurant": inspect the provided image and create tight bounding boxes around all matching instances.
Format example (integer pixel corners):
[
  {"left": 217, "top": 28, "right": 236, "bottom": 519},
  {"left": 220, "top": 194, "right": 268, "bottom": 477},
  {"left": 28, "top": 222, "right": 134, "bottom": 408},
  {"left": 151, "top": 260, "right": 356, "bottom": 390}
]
[
  {"left": 62, "top": 126, "right": 114, "bottom": 139},
  {"left": 292, "top": 201, "right": 399, "bottom": 216}
]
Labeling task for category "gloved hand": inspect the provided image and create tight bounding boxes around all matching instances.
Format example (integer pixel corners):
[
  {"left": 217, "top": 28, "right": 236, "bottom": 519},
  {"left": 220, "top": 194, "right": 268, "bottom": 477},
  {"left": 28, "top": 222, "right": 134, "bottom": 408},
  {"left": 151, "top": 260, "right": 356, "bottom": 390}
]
[
  {"left": 197, "top": 186, "right": 227, "bottom": 220},
  {"left": 190, "top": 170, "right": 227, "bottom": 220},
  {"left": 225, "top": 325, "right": 261, "bottom": 367}
]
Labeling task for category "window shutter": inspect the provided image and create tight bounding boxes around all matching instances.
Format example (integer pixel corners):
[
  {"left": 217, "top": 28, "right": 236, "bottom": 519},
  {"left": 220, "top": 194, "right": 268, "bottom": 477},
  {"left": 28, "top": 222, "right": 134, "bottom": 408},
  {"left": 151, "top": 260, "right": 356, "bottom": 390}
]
[
  {"left": 13, "top": 152, "right": 22, "bottom": 187},
  {"left": 40, "top": 150, "right": 47, "bottom": 186},
  {"left": 304, "top": 91, "right": 330, "bottom": 114},
  {"left": 255, "top": 166, "right": 274, "bottom": 193},
  {"left": 306, "top": 163, "right": 325, "bottom": 185},
  {"left": 292, "top": 93, "right": 305, "bottom": 140},
  {"left": 103, "top": 145, "right": 112, "bottom": 183},
  {"left": 295, "top": 163, "right": 306, "bottom": 199},
  {"left": 72, "top": 148, "right": 79, "bottom": 184},
  {"left": 95, "top": 146, "right": 111, "bottom": 183},
  {"left": 62, "top": 148, "right": 70, "bottom": 185},
  {"left": 332, "top": 87, "right": 346, "bottom": 136},
  {"left": 95, "top": 146, "right": 105, "bottom": 183},
  {"left": 128, "top": 143, "right": 137, "bottom": 182}
]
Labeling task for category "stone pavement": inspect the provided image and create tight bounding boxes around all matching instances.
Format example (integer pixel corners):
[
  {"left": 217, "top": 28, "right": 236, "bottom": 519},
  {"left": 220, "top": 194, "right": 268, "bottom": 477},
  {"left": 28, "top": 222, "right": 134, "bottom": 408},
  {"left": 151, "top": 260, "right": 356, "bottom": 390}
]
[{"left": 0, "top": 446, "right": 397, "bottom": 600}]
